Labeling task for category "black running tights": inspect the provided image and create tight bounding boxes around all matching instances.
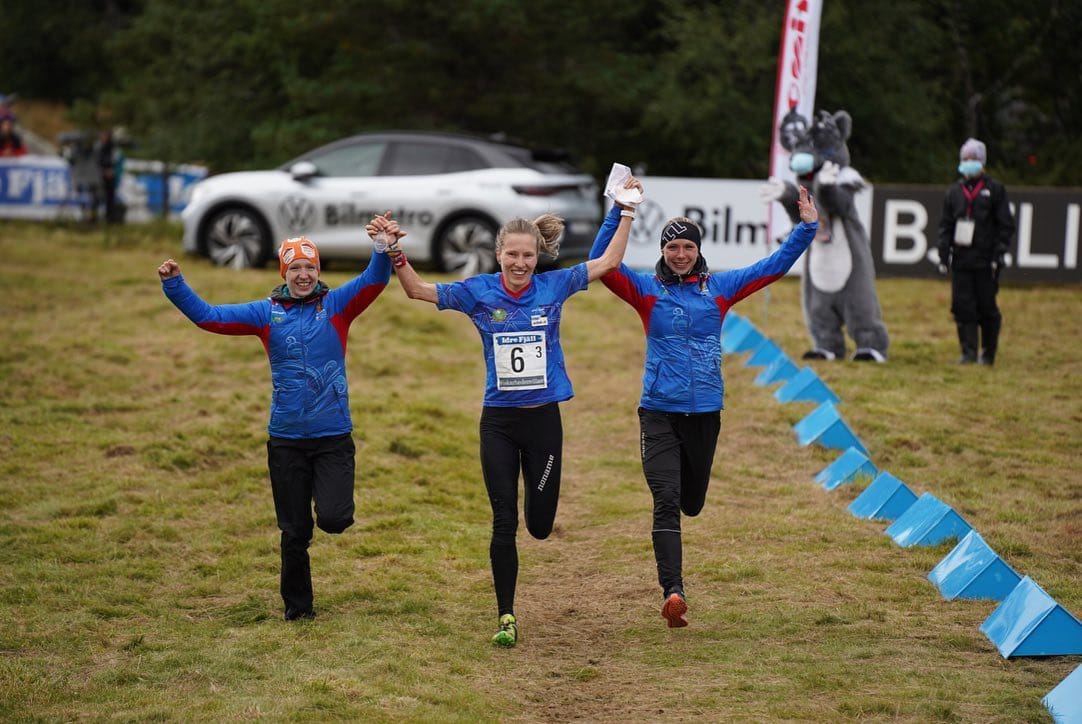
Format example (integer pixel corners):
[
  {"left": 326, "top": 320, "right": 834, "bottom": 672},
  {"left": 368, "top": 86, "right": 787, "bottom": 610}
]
[{"left": 479, "top": 403, "right": 563, "bottom": 616}]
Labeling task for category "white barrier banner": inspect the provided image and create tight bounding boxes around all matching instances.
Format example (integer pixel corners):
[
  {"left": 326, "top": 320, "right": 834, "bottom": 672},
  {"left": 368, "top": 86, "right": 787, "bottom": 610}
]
[
  {"left": 624, "top": 177, "right": 774, "bottom": 271},
  {"left": 0, "top": 155, "right": 81, "bottom": 220},
  {"left": 0, "top": 155, "right": 207, "bottom": 222},
  {"left": 620, "top": 176, "right": 869, "bottom": 273},
  {"left": 121, "top": 159, "right": 208, "bottom": 222}
]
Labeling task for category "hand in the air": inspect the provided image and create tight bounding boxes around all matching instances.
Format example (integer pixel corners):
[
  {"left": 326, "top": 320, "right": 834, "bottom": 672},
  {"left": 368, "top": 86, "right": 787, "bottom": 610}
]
[
  {"left": 617, "top": 176, "right": 645, "bottom": 210},
  {"left": 366, "top": 211, "right": 407, "bottom": 251},
  {"left": 796, "top": 186, "right": 818, "bottom": 224},
  {"left": 157, "top": 259, "right": 180, "bottom": 280}
]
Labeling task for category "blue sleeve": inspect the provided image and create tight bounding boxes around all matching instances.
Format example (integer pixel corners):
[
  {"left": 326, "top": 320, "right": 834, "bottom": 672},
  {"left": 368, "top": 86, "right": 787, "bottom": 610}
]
[
  {"left": 588, "top": 205, "right": 624, "bottom": 260},
  {"left": 327, "top": 251, "right": 391, "bottom": 321},
  {"left": 547, "top": 263, "right": 590, "bottom": 300},
  {"left": 336, "top": 251, "right": 392, "bottom": 297},
  {"left": 161, "top": 275, "right": 268, "bottom": 334},
  {"left": 436, "top": 277, "right": 480, "bottom": 313},
  {"left": 590, "top": 204, "right": 641, "bottom": 282},
  {"left": 710, "top": 221, "right": 817, "bottom": 303},
  {"left": 569, "top": 262, "right": 589, "bottom": 294}
]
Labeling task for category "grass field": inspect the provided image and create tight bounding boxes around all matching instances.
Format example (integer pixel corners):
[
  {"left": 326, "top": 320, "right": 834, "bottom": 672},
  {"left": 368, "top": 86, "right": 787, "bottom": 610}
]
[{"left": 1, "top": 220, "right": 1079, "bottom": 721}]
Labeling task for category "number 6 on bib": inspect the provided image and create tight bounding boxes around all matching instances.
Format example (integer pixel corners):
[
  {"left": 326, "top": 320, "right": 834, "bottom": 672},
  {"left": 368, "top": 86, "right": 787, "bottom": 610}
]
[{"left": 493, "top": 332, "right": 547, "bottom": 390}]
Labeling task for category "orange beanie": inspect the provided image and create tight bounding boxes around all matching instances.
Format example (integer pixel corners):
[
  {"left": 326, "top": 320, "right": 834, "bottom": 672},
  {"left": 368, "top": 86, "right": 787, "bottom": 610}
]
[{"left": 278, "top": 237, "right": 320, "bottom": 278}]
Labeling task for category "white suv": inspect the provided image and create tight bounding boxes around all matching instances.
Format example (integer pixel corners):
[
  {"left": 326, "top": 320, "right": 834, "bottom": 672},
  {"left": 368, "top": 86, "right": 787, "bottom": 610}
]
[{"left": 181, "top": 131, "right": 601, "bottom": 274}]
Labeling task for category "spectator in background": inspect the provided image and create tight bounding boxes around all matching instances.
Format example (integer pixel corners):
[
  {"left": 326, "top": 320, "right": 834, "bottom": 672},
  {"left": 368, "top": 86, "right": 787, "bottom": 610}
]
[
  {"left": 0, "top": 115, "right": 27, "bottom": 157},
  {"left": 94, "top": 127, "right": 125, "bottom": 222},
  {"left": 937, "top": 138, "right": 1015, "bottom": 366}
]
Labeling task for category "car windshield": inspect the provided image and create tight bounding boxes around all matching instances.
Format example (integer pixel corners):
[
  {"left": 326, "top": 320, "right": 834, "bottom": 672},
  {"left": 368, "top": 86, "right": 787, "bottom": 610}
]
[{"left": 304, "top": 141, "right": 386, "bottom": 177}]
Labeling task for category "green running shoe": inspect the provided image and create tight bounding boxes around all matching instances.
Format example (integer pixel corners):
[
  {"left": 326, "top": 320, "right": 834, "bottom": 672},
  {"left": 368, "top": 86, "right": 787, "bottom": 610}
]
[{"left": 491, "top": 614, "right": 518, "bottom": 647}]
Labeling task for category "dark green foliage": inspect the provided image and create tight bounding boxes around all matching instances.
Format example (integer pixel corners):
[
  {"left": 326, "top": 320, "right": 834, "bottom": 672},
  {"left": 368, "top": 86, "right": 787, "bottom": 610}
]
[{"left": 1, "top": 0, "right": 1078, "bottom": 184}]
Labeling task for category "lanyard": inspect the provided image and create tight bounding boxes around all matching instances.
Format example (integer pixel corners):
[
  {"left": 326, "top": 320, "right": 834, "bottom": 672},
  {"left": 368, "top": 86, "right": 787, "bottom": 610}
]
[{"left": 960, "top": 179, "right": 985, "bottom": 219}]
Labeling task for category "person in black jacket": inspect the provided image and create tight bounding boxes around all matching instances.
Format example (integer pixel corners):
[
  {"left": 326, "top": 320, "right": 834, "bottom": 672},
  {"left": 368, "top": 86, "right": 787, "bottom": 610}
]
[
  {"left": 937, "top": 138, "right": 1015, "bottom": 365},
  {"left": 94, "top": 128, "right": 123, "bottom": 223}
]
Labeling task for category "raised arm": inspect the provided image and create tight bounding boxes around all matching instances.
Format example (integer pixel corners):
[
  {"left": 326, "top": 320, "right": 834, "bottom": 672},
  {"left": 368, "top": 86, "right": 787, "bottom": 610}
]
[
  {"left": 586, "top": 214, "right": 633, "bottom": 282},
  {"left": 392, "top": 258, "right": 438, "bottom": 304},
  {"left": 585, "top": 175, "right": 643, "bottom": 282},
  {"left": 712, "top": 186, "right": 819, "bottom": 305},
  {"left": 588, "top": 205, "right": 622, "bottom": 261},
  {"left": 366, "top": 212, "right": 438, "bottom": 305},
  {"left": 157, "top": 258, "right": 267, "bottom": 335},
  {"left": 796, "top": 184, "right": 818, "bottom": 225}
]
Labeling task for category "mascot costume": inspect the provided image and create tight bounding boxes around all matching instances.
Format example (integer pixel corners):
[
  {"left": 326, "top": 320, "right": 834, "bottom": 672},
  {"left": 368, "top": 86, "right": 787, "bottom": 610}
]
[{"left": 761, "top": 109, "right": 889, "bottom": 362}]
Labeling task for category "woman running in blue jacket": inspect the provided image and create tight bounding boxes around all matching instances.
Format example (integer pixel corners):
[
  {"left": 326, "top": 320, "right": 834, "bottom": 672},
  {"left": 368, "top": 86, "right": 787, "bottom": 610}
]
[
  {"left": 157, "top": 217, "right": 397, "bottom": 621},
  {"left": 371, "top": 175, "right": 643, "bottom": 647},
  {"left": 589, "top": 186, "right": 818, "bottom": 628}
]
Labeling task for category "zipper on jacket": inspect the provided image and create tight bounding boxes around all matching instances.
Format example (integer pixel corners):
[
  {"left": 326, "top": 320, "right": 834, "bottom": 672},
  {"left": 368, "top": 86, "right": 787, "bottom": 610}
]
[
  {"left": 302, "top": 304, "right": 311, "bottom": 438},
  {"left": 680, "top": 283, "right": 697, "bottom": 413}
]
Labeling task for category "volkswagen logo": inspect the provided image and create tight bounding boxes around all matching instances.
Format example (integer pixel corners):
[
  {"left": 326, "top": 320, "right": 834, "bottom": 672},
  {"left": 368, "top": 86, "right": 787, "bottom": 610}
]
[
  {"left": 278, "top": 194, "right": 315, "bottom": 234},
  {"left": 630, "top": 199, "right": 667, "bottom": 246}
]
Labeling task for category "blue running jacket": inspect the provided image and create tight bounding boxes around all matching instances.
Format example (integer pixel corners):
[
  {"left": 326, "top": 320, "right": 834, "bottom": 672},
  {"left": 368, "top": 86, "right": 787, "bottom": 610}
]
[
  {"left": 161, "top": 254, "right": 391, "bottom": 439},
  {"left": 589, "top": 205, "right": 816, "bottom": 413},
  {"left": 437, "top": 264, "right": 590, "bottom": 407}
]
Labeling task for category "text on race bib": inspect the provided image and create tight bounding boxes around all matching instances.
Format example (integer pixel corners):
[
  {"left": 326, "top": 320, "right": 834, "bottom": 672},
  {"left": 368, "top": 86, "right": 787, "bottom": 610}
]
[{"left": 493, "top": 331, "right": 547, "bottom": 391}]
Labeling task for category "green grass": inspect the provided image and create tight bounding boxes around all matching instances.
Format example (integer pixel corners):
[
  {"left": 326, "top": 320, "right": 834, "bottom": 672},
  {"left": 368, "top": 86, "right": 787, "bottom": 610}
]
[{"left": 1, "top": 220, "right": 1079, "bottom": 721}]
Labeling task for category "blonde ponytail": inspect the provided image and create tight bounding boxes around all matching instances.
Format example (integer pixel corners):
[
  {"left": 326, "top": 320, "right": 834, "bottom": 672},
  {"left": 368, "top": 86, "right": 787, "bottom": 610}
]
[{"left": 496, "top": 214, "right": 566, "bottom": 259}]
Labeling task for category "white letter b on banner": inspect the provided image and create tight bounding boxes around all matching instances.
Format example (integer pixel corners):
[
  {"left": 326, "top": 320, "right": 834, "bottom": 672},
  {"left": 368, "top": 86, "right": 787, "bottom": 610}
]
[{"left": 883, "top": 199, "right": 929, "bottom": 264}]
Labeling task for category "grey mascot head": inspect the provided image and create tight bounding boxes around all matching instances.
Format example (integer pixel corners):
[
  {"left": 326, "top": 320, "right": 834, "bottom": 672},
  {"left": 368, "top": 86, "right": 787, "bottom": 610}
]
[{"left": 781, "top": 109, "right": 852, "bottom": 178}]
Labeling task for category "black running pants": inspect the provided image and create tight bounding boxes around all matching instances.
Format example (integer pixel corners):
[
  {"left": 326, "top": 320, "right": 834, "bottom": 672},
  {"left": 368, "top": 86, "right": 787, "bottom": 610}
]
[
  {"left": 638, "top": 407, "right": 721, "bottom": 597},
  {"left": 479, "top": 403, "right": 563, "bottom": 616},
  {"left": 267, "top": 433, "right": 356, "bottom": 616}
]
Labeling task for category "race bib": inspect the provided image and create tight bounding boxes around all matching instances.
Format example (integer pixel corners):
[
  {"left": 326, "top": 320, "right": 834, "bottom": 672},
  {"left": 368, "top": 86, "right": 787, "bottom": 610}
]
[
  {"left": 493, "top": 331, "right": 547, "bottom": 391},
  {"left": 954, "top": 219, "right": 975, "bottom": 246}
]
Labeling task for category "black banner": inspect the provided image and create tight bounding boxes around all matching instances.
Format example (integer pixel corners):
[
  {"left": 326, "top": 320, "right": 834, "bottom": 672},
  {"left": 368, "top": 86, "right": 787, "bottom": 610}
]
[{"left": 870, "top": 184, "right": 1082, "bottom": 284}]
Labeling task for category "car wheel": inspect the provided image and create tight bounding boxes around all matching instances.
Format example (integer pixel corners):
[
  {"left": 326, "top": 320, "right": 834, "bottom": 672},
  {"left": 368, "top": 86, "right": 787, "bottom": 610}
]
[
  {"left": 201, "top": 206, "right": 272, "bottom": 270},
  {"left": 434, "top": 216, "right": 497, "bottom": 276}
]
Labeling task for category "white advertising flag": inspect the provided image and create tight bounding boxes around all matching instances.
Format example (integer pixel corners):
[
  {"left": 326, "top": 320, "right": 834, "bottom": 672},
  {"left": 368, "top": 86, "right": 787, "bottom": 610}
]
[{"left": 768, "top": 0, "right": 823, "bottom": 245}]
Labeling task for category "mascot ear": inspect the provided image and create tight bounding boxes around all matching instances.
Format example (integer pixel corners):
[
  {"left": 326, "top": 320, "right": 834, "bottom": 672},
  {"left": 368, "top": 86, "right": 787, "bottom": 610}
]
[
  {"left": 834, "top": 110, "right": 852, "bottom": 141},
  {"left": 779, "top": 109, "right": 809, "bottom": 152}
]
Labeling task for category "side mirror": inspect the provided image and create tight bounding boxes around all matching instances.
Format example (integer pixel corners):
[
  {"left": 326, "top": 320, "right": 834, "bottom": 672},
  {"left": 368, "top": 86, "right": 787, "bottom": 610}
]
[{"left": 289, "top": 161, "right": 318, "bottom": 181}]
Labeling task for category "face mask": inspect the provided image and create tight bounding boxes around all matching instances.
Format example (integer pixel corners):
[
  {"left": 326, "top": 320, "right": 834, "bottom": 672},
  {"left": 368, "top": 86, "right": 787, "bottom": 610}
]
[
  {"left": 790, "top": 152, "right": 815, "bottom": 175},
  {"left": 958, "top": 160, "right": 983, "bottom": 177}
]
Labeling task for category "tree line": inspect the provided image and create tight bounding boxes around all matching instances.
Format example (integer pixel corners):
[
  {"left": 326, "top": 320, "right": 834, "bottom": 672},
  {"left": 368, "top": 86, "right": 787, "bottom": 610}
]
[{"left": 2, "top": 0, "right": 1079, "bottom": 186}]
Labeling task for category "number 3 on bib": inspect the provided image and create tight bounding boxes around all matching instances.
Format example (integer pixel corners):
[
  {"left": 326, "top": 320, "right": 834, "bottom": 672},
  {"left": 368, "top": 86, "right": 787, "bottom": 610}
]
[{"left": 494, "top": 331, "right": 547, "bottom": 390}]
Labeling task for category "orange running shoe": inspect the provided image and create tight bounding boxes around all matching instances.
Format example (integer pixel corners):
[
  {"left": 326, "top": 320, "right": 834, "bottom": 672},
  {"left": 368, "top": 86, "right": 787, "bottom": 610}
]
[{"left": 661, "top": 592, "right": 688, "bottom": 628}]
